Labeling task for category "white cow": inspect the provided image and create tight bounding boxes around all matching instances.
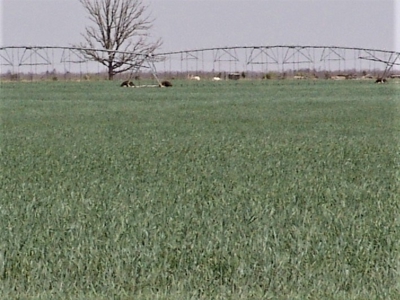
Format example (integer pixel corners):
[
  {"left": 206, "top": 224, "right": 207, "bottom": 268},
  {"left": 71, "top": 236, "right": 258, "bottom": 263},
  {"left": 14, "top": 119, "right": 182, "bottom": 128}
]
[{"left": 189, "top": 75, "right": 201, "bottom": 81}]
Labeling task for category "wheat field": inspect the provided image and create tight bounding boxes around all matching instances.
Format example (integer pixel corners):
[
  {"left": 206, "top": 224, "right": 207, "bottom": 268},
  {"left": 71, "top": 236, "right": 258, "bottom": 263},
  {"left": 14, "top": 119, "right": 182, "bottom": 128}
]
[{"left": 1, "top": 80, "right": 399, "bottom": 299}]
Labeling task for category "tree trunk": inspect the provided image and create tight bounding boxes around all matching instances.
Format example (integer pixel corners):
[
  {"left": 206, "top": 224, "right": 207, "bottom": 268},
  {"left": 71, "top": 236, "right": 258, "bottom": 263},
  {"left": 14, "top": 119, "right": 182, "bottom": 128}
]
[{"left": 108, "top": 64, "right": 114, "bottom": 80}]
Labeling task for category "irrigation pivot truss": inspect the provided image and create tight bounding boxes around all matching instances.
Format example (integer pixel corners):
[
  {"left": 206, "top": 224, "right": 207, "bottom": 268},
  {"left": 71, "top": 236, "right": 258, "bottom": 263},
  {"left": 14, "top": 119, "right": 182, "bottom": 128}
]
[
  {"left": 156, "top": 45, "right": 400, "bottom": 78},
  {"left": 0, "top": 45, "right": 164, "bottom": 83},
  {"left": 1, "top": 45, "right": 399, "bottom": 81}
]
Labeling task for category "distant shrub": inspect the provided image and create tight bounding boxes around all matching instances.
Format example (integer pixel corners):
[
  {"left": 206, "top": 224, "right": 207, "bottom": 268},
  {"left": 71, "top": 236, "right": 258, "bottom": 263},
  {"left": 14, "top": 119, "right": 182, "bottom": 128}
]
[
  {"left": 263, "top": 72, "right": 283, "bottom": 80},
  {"left": 9, "top": 73, "right": 20, "bottom": 81}
]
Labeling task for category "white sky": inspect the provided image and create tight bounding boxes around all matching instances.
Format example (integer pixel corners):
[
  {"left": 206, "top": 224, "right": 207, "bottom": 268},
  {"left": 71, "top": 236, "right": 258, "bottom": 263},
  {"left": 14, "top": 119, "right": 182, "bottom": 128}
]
[
  {"left": 0, "top": 0, "right": 397, "bottom": 52},
  {"left": 396, "top": 0, "right": 400, "bottom": 51},
  {"left": 0, "top": 0, "right": 3, "bottom": 46}
]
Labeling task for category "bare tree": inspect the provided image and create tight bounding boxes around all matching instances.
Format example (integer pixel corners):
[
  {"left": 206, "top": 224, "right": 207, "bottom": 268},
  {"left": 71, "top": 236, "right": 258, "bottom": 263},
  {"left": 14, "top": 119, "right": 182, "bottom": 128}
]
[{"left": 78, "top": 0, "right": 162, "bottom": 80}]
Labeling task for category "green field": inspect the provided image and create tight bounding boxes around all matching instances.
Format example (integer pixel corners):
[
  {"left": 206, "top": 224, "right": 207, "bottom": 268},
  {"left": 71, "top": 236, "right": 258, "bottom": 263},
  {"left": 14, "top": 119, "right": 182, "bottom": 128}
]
[{"left": 1, "top": 80, "right": 399, "bottom": 299}]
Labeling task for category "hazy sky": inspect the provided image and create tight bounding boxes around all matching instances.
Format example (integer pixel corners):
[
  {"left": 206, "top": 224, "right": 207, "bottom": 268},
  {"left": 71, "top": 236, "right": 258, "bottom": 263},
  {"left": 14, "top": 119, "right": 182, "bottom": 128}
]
[{"left": 1, "top": 0, "right": 398, "bottom": 52}]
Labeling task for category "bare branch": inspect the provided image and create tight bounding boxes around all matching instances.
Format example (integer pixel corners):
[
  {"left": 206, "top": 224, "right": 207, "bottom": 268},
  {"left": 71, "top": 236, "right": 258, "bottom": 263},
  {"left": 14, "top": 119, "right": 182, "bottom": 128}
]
[{"left": 78, "top": 0, "right": 162, "bottom": 80}]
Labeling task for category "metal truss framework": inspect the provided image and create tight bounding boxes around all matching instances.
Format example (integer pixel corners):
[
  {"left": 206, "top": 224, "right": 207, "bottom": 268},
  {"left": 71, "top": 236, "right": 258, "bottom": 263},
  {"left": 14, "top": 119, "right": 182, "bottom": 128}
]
[
  {"left": 0, "top": 46, "right": 165, "bottom": 84},
  {"left": 1, "top": 45, "right": 399, "bottom": 78},
  {"left": 157, "top": 46, "right": 400, "bottom": 76}
]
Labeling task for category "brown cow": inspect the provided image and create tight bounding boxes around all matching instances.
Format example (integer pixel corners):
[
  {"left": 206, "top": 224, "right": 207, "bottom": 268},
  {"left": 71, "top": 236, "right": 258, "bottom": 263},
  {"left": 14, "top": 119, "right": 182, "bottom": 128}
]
[
  {"left": 120, "top": 80, "right": 135, "bottom": 87},
  {"left": 375, "top": 78, "right": 387, "bottom": 84},
  {"left": 160, "top": 80, "right": 173, "bottom": 87}
]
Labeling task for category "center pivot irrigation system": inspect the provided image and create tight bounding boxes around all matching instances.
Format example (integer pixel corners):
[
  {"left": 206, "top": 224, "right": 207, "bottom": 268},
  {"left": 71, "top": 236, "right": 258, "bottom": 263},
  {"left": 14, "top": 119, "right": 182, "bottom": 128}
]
[
  {"left": 0, "top": 46, "right": 166, "bottom": 85},
  {"left": 1, "top": 45, "right": 399, "bottom": 82}
]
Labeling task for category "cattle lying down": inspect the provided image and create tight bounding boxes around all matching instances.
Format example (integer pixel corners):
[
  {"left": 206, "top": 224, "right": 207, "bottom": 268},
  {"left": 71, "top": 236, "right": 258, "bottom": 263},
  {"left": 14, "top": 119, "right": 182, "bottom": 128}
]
[
  {"left": 375, "top": 78, "right": 387, "bottom": 84},
  {"left": 160, "top": 80, "right": 173, "bottom": 87},
  {"left": 120, "top": 80, "right": 135, "bottom": 87},
  {"left": 189, "top": 75, "right": 201, "bottom": 80},
  {"left": 120, "top": 80, "right": 172, "bottom": 88}
]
